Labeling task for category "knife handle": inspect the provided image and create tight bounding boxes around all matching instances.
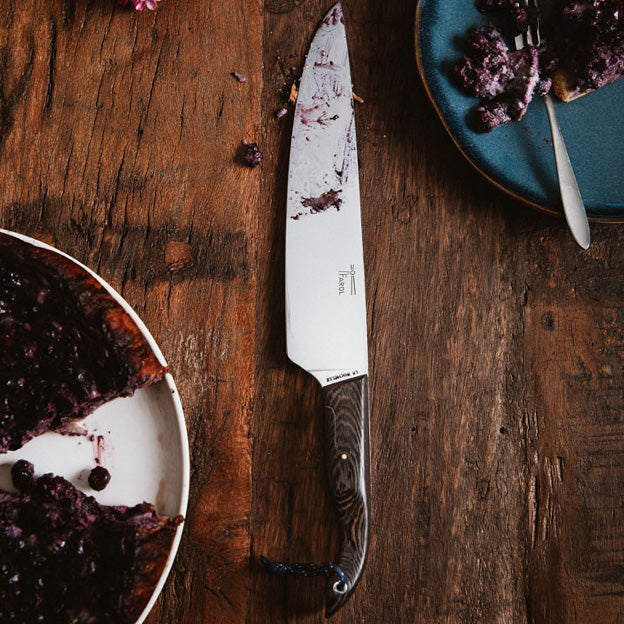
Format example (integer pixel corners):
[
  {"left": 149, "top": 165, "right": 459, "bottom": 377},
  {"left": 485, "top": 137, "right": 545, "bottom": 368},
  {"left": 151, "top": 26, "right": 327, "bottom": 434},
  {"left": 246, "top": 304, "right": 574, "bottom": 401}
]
[{"left": 322, "top": 374, "right": 370, "bottom": 617}]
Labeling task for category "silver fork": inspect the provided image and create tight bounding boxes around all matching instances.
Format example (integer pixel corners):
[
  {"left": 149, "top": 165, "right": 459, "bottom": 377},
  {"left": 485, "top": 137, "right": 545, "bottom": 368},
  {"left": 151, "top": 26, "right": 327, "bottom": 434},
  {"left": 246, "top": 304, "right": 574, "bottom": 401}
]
[{"left": 514, "top": 0, "right": 591, "bottom": 249}]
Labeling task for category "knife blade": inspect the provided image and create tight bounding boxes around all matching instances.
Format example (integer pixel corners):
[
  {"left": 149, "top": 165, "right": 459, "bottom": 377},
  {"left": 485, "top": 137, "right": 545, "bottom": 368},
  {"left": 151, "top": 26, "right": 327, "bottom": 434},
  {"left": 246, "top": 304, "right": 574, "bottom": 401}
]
[{"left": 285, "top": 2, "right": 369, "bottom": 616}]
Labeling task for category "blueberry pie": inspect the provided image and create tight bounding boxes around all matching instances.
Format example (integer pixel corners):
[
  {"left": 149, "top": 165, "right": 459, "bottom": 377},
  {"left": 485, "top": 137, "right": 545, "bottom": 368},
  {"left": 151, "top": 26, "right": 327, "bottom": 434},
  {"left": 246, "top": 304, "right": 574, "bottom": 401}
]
[
  {"left": 454, "top": 24, "right": 551, "bottom": 131},
  {"left": 0, "top": 233, "right": 166, "bottom": 453},
  {"left": 550, "top": 0, "right": 624, "bottom": 101},
  {"left": 0, "top": 461, "right": 183, "bottom": 623},
  {"left": 454, "top": 0, "right": 624, "bottom": 129}
]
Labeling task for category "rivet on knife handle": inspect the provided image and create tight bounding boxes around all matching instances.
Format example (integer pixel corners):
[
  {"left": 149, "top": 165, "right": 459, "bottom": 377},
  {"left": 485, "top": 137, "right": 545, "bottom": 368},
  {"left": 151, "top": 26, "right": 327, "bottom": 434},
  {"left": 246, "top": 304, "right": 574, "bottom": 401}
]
[{"left": 322, "top": 374, "right": 370, "bottom": 617}]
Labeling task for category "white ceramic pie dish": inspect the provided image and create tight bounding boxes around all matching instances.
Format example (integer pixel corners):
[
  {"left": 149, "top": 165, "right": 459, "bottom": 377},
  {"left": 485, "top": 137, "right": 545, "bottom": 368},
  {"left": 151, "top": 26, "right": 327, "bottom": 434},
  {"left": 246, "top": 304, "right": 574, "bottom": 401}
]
[{"left": 0, "top": 228, "right": 190, "bottom": 624}]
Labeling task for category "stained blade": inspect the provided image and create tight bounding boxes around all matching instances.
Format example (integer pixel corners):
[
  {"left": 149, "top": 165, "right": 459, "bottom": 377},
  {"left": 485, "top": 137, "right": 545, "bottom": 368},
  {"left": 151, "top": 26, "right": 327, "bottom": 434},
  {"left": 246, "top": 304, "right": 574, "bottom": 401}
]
[{"left": 286, "top": 2, "right": 367, "bottom": 388}]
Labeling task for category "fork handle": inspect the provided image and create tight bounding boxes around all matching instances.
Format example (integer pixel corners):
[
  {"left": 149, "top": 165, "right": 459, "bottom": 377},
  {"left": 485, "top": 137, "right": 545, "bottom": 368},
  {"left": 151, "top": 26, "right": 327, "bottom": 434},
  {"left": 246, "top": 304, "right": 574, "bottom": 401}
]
[{"left": 543, "top": 94, "right": 590, "bottom": 249}]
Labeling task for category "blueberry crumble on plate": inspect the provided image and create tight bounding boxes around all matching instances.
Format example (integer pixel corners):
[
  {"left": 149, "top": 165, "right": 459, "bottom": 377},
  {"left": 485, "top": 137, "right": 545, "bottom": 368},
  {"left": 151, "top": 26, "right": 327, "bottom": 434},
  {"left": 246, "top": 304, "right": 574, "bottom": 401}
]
[
  {"left": 0, "top": 461, "right": 183, "bottom": 623},
  {"left": 0, "top": 233, "right": 167, "bottom": 453},
  {"left": 476, "top": 0, "right": 539, "bottom": 34},
  {"left": 454, "top": 0, "right": 624, "bottom": 130},
  {"left": 454, "top": 24, "right": 551, "bottom": 131},
  {"left": 550, "top": 0, "right": 624, "bottom": 101}
]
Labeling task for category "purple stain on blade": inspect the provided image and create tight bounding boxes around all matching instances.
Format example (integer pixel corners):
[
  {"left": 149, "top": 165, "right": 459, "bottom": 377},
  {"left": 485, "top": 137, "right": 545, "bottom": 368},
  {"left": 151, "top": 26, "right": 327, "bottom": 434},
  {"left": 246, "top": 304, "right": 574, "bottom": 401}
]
[
  {"left": 298, "top": 104, "right": 320, "bottom": 125},
  {"left": 301, "top": 189, "right": 342, "bottom": 214},
  {"left": 314, "top": 50, "right": 332, "bottom": 68},
  {"left": 290, "top": 189, "right": 343, "bottom": 220},
  {"left": 322, "top": 6, "right": 344, "bottom": 26},
  {"left": 298, "top": 104, "right": 340, "bottom": 127}
]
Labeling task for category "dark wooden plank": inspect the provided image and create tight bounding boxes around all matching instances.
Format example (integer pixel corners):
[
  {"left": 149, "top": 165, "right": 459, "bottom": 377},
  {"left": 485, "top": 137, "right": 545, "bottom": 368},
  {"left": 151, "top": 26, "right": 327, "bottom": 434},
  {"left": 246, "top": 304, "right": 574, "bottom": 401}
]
[
  {"left": 524, "top": 232, "right": 624, "bottom": 623},
  {"left": 252, "top": 1, "right": 531, "bottom": 622},
  {"left": 0, "top": 1, "right": 262, "bottom": 622},
  {"left": 252, "top": 2, "right": 624, "bottom": 624},
  {"left": 251, "top": 3, "right": 342, "bottom": 621}
]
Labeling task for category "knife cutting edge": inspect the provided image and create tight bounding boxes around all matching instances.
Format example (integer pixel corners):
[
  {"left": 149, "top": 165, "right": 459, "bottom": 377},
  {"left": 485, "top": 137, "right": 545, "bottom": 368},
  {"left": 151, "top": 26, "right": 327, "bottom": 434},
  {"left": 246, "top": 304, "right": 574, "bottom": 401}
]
[{"left": 285, "top": 2, "right": 370, "bottom": 616}]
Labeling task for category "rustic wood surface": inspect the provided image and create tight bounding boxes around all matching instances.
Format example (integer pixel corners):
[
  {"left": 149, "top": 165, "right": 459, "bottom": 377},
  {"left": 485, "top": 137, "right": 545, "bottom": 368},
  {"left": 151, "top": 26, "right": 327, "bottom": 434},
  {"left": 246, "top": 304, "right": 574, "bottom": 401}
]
[{"left": 1, "top": 0, "right": 624, "bottom": 622}]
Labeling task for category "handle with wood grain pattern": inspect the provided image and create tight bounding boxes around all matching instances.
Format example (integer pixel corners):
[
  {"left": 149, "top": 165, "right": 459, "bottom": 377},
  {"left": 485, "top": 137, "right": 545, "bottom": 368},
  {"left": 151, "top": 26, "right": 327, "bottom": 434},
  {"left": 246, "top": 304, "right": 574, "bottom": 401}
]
[{"left": 322, "top": 374, "right": 370, "bottom": 617}]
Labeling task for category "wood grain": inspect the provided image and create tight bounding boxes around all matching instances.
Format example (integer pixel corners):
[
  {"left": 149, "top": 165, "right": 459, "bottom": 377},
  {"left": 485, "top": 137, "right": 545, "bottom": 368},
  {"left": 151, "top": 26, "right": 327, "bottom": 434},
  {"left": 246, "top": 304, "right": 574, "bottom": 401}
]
[
  {"left": 0, "top": 1, "right": 262, "bottom": 623},
  {"left": 1, "top": 1, "right": 624, "bottom": 623}
]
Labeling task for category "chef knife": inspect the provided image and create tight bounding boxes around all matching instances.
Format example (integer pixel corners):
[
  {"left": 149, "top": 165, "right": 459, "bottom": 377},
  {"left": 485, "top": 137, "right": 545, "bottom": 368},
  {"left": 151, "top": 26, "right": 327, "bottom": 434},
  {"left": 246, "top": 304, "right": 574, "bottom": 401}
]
[{"left": 285, "top": 2, "right": 369, "bottom": 616}]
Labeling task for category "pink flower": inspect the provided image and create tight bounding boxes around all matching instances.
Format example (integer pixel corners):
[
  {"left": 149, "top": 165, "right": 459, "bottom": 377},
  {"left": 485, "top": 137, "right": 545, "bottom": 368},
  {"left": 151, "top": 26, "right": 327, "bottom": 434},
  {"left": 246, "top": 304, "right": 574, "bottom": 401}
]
[
  {"left": 117, "top": 0, "right": 160, "bottom": 10},
  {"left": 134, "top": 0, "right": 159, "bottom": 10}
]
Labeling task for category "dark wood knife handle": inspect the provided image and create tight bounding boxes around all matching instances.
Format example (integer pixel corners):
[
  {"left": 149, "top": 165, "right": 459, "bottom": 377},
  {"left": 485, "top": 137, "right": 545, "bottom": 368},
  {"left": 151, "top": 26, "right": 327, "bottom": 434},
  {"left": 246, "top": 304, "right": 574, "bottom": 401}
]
[{"left": 322, "top": 374, "right": 370, "bottom": 617}]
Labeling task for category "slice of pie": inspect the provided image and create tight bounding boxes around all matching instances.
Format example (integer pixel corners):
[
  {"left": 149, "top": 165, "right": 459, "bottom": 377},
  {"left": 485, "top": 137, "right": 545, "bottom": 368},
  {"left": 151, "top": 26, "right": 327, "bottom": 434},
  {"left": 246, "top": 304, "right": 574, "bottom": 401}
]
[
  {"left": 550, "top": 0, "right": 624, "bottom": 101},
  {"left": 0, "top": 233, "right": 167, "bottom": 452},
  {"left": 454, "top": 24, "right": 551, "bottom": 131},
  {"left": 455, "top": 0, "right": 623, "bottom": 129},
  {"left": 0, "top": 462, "right": 183, "bottom": 623}
]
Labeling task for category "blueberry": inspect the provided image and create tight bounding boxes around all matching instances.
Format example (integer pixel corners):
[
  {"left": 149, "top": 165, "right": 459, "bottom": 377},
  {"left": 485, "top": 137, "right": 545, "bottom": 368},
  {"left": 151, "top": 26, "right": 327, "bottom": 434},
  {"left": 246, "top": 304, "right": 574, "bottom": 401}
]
[
  {"left": 241, "top": 142, "right": 263, "bottom": 167},
  {"left": 88, "top": 466, "right": 111, "bottom": 491},
  {"left": 76, "top": 540, "right": 85, "bottom": 556},
  {"left": 11, "top": 459, "right": 34, "bottom": 491}
]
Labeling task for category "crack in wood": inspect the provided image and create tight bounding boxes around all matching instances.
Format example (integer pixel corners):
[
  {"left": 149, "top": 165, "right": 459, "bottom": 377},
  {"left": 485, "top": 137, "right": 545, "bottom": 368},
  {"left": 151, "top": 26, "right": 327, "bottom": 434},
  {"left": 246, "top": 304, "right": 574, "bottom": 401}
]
[
  {"left": 0, "top": 36, "right": 35, "bottom": 151},
  {"left": 61, "top": 0, "right": 75, "bottom": 27},
  {"left": 44, "top": 19, "right": 57, "bottom": 114}
]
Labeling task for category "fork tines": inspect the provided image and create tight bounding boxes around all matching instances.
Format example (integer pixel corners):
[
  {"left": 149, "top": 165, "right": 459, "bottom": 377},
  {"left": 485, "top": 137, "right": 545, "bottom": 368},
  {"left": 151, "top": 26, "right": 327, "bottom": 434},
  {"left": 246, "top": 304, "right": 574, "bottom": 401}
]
[{"left": 514, "top": 0, "right": 542, "bottom": 50}]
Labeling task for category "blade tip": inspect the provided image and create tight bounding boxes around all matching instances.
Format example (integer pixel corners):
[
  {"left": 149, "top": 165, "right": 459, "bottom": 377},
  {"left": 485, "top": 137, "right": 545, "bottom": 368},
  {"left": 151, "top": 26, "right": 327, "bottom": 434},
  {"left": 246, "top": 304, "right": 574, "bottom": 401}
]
[{"left": 323, "top": 2, "right": 344, "bottom": 24}]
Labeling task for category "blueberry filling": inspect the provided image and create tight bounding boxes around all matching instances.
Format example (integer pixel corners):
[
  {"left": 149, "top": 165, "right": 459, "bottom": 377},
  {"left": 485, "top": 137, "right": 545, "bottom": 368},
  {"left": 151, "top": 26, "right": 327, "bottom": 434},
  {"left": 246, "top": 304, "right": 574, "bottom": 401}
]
[
  {"left": 0, "top": 464, "right": 182, "bottom": 623},
  {"left": 241, "top": 142, "right": 263, "bottom": 167},
  {"left": 454, "top": 0, "right": 623, "bottom": 129},
  {"left": 0, "top": 235, "right": 165, "bottom": 453},
  {"left": 476, "top": 0, "right": 539, "bottom": 35},
  {"left": 455, "top": 24, "right": 551, "bottom": 131},
  {"left": 551, "top": 0, "right": 624, "bottom": 93},
  {"left": 11, "top": 459, "right": 34, "bottom": 492},
  {"left": 301, "top": 189, "right": 343, "bottom": 213}
]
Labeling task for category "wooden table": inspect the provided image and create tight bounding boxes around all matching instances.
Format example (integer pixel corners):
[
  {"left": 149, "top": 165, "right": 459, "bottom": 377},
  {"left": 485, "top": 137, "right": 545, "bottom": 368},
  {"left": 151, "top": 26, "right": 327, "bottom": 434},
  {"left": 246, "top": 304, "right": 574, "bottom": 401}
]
[{"left": 2, "top": 1, "right": 624, "bottom": 622}]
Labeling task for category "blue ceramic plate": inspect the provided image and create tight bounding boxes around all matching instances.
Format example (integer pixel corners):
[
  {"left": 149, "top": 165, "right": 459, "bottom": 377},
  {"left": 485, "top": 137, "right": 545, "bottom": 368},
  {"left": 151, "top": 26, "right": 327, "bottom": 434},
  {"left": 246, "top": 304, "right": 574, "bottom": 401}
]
[{"left": 415, "top": 0, "right": 624, "bottom": 221}]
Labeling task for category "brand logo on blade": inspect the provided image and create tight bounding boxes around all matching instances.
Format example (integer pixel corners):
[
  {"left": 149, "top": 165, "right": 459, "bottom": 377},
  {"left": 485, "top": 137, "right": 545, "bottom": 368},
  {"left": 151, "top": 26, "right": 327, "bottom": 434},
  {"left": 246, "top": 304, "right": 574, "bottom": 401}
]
[{"left": 338, "top": 265, "right": 356, "bottom": 296}]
